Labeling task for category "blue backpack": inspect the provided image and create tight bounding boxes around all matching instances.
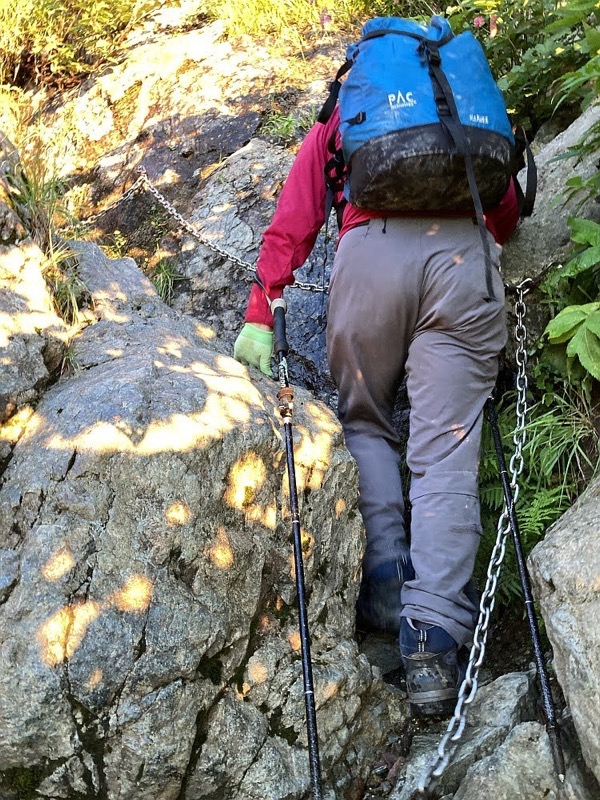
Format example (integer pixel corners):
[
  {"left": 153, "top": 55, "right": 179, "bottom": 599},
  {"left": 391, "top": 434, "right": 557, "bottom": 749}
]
[{"left": 318, "top": 16, "right": 536, "bottom": 298}]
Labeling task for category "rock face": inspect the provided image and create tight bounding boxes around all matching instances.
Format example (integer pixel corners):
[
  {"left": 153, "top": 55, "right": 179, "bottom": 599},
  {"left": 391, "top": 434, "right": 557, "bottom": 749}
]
[
  {"left": 529, "top": 475, "right": 600, "bottom": 787},
  {"left": 500, "top": 103, "right": 600, "bottom": 350},
  {"left": 0, "top": 135, "right": 68, "bottom": 434},
  {"left": 0, "top": 242, "right": 396, "bottom": 799},
  {"left": 502, "top": 102, "right": 600, "bottom": 287}
]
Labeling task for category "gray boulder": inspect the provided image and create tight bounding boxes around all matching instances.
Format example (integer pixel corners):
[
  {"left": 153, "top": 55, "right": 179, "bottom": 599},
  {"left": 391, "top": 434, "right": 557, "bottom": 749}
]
[
  {"left": 529, "top": 474, "right": 600, "bottom": 788},
  {"left": 0, "top": 242, "right": 395, "bottom": 799}
]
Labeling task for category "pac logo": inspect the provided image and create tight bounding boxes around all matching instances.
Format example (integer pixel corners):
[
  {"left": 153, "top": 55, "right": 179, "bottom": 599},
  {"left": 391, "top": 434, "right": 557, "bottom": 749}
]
[{"left": 388, "top": 90, "right": 417, "bottom": 110}]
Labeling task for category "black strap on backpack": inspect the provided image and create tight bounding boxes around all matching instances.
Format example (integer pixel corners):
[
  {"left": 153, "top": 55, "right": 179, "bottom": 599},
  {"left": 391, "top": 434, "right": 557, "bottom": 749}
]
[
  {"left": 418, "top": 37, "right": 496, "bottom": 300},
  {"left": 324, "top": 132, "right": 347, "bottom": 231},
  {"left": 318, "top": 61, "right": 353, "bottom": 125},
  {"left": 513, "top": 126, "right": 537, "bottom": 218}
]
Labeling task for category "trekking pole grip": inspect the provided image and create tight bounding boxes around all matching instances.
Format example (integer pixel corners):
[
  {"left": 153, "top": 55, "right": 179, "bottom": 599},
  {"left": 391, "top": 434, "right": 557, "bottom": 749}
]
[{"left": 271, "top": 298, "right": 289, "bottom": 358}]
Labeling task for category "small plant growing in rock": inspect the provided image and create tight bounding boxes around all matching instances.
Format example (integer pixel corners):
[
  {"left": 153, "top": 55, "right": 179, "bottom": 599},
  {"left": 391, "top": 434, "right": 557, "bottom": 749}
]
[{"left": 150, "top": 257, "right": 185, "bottom": 305}]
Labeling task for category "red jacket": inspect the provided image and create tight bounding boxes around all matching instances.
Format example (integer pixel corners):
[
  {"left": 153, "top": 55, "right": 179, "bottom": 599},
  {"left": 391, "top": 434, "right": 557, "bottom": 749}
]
[{"left": 245, "top": 106, "right": 520, "bottom": 327}]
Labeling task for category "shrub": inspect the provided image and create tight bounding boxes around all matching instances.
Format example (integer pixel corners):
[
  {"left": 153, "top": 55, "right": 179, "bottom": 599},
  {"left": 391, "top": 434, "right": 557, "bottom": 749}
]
[
  {"left": 0, "top": 0, "right": 164, "bottom": 89},
  {"left": 445, "top": 0, "right": 596, "bottom": 132}
]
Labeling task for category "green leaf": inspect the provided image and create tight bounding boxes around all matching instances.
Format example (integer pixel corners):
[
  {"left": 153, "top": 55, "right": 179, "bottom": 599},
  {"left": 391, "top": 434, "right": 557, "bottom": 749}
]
[
  {"left": 585, "top": 25, "right": 600, "bottom": 55},
  {"left": 585, "top": 311, "right": 600, "bottom": 338},
  {"left": 566, "top": 325, "right": 600, "bottom": 381},
  {"left": 568, "top": 217, "right": 600, "bottom": 247},
  {"left": 561, "top": 245, "right": 600, "bottom": 278},
  {"left": 545, "top": 303, "right": 600, "bottom": 343}
]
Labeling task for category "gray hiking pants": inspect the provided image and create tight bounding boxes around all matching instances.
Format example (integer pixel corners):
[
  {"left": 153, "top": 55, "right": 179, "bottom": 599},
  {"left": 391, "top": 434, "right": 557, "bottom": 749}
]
[{"left": 326, "top": 217, "right": 507, "bottom": 647}]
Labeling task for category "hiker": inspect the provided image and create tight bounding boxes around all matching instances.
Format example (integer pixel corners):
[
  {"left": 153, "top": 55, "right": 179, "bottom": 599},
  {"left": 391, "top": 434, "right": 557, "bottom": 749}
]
[{"left": 234, "top": 19, "right": 521, "bottom": 717}]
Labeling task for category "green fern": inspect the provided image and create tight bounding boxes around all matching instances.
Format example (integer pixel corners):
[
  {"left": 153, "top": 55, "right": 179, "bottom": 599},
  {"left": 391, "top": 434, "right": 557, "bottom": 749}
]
[{"left": 476, "top": 390, "right": 599, "bottom": 605}]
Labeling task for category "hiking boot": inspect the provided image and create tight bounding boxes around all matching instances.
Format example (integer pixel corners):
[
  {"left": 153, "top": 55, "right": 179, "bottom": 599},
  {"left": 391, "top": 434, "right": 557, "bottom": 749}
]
[
  {"left": 355, "top": 556, "right": 414, "bottom": 635},
  {"left": 400, "top": 617, "right": 465, "bottom": 718}
]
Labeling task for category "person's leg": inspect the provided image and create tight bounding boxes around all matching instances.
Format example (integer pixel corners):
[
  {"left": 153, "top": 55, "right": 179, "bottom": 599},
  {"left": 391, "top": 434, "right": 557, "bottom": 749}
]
[
  {"left": 398, "top": 218, "right": 507, "bottom": 714},
  {"left": 326, "top": 219, "right": 422, "bottom": 630}
]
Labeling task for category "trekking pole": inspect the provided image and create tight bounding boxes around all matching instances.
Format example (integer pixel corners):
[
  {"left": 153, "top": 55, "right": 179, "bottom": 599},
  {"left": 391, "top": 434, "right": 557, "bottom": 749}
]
[
  {"left": 485, "top": 397, "right": 566, "bottom": 784},
  {"left": 271, "top": 297, "right": 323, "bottom": 800}
]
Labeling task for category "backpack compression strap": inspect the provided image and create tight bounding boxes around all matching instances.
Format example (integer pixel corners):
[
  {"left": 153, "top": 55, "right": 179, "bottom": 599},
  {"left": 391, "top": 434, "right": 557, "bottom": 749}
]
[
  {"left": 419, "top": 38, "right": 496, "bottom": 301},
  {"left": 513, "top": 126, "right": 537, "bottom": 217}
]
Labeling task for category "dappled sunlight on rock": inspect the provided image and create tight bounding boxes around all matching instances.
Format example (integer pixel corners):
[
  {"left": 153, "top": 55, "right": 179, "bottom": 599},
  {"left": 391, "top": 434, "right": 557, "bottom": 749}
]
[
  {"left": 247, "top": 659, "right": 269, "bottom": 686},
  {"left": 244, "top": 502, "right": 277, "bottom": 529},
  {"left": 42, "top": 546, "right": 75, "bottom": 582},
  {"left": 288, "top": 631, "right": 301, "bottom": 652},
  {"left": 87, "top": 668, "right": 104, "bottom": 691},
  {"left": 195, "top": 322, "right": 216, "bottom": 341},
  {"left": 92, "top": 280, "right": 145, "bottom": 323},
  {"left": 304, "top": 401, "right": 339, "bottom": 434},
  {"left": 34, "top": 356, "right": 270, "bottom": 455},
  {"left": 47, "top": 422, "right": 135, "bottom": 453},
  {"left": 0, "top": 405, "right": 35, "bottom": 446},
  {"left": 110, "top": 575, "right": 154, "bottom": 612},
  {"left": 335, "top": 498, "right": 347, "bottom": 519},
  {"left": 157, "top": 337, "right": 185, "bottom": 359},
  {"left": 140, "top": 394, "right": 245, "bottom": 452},
  {"left": 216, "top": 354, "right": 251, "bottom": 379},
  {"left": 207, "top": 528, "right": 234, "bottom": 570},
  {"left": 287, "top": 529, "right": 314, "bottom": 579},
  {"left": 319, "top": 680, "right": 341, "bottom": 704},
  {"left": 165, "top": 501, "right": 191, "bottom": 526},
  {"left": 293, "top": 420, "right": 335, "bottom": 493},
  {"left": 38, "top": 601, "right": 101, "bottom": 666},
  {"left": 0, "top": 308, "right": 66, "bottom": 345},
  {"left": 225, "top": 452, "right": 267, "bottom": 510},
  {"left": 301, "top": 530, "right": 315, "bottom": 559}
]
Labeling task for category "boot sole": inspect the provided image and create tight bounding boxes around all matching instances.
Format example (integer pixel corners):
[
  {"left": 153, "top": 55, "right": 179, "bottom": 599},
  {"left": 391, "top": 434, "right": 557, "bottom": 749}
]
[{"left": 407, "top": 687, "right": 459, "bottom": 718}]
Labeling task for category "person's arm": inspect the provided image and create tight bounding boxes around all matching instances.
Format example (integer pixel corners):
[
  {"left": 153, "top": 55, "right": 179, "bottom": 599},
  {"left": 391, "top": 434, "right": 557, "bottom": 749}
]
[{"left": 244, "top": 108, "right": 340, "bottom": 328}]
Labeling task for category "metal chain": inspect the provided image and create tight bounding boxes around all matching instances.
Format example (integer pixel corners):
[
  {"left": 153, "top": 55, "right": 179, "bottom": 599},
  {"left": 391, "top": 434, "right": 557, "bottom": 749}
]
[
  {"left": 416, "top": 281, "right": 531, "bottom": 796},
  {"left": 73, "top": 174, "right": 148, "bottom": 227},
  {"left": 77, "top": 166, "right": 328, "bottom": 293},
  {"left": 69, "top": 168, "right": 556, "bottom": 296}
]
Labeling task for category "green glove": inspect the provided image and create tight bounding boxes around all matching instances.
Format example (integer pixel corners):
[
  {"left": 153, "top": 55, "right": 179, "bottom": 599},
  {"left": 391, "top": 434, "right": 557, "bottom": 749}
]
[{"left": 234, "top": 323, "right": 274, "bottom": 376}]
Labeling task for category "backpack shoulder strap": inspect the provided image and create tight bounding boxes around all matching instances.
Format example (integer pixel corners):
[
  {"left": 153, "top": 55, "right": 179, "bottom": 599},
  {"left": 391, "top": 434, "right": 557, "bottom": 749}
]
[
  {"left": 318, "top": 60, "right": 353, "bottom": 124},
  {"left": 324, "top": 131, "right": 347, "bottom": 230}
]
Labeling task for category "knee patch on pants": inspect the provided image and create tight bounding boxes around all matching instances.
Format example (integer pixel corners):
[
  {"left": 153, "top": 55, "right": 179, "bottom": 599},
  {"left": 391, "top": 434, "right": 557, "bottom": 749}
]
[{"left": 410, "top": 469, "right": 478, "bottom": 503}]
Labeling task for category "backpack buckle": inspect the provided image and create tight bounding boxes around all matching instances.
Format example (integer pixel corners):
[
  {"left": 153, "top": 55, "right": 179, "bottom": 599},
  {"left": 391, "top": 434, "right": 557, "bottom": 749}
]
[{"left": 419, "top": 40, "right": 441, "bottom": 66}]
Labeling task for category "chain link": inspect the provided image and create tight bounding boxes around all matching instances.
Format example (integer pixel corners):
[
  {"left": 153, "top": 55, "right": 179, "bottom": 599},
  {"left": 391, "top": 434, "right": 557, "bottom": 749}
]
[{"left": 416, "top": 283, "right": 529, "bottom": 796}]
